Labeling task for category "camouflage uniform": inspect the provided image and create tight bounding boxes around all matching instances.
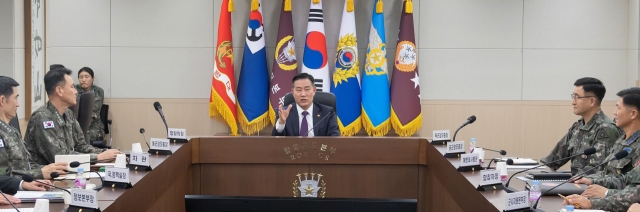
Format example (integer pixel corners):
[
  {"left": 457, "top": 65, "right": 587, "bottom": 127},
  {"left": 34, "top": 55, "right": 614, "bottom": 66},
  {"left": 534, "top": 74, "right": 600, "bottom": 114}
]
[
  {"left": 75, "top": 85, "right": 105, "bottom": 142},
  {"left": 541, "top": 110, "right": 621, "bottom": 175},
  {"left": 0, "top": 120, "right": 44, "bottom": 178},
  {"left": 590, "top": 163, "right": 640, "bottom": 212},
  {"left": 24, "top": 101, "right": 104, "bottom": 165},
  {"left": 585, "top": 130, "right": 640, "bottom": 187}
]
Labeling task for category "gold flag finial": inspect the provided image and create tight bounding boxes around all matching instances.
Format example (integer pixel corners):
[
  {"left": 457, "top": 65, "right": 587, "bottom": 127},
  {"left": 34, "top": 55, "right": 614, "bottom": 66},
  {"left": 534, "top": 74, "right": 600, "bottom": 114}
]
[
  {"left": 376, "top": 0, "right": 383, "bottom": 14},
  {"left": 251, "top": 0, "right": 259, "bottom": 11},
  {"left": 405, "top": 0, "right": 413, "bottom": 14},
  {"left": 285, "top": 0, "right": 292, "bottom": 12},
  {"left": 347, "top": 0, "right": 354, "bottom": 12},
  {"left": 312, "top": 0, "right": 320, "bottom": 4},
  {"left": 228, "top": 0, "right": 234, "bottom": 12}
]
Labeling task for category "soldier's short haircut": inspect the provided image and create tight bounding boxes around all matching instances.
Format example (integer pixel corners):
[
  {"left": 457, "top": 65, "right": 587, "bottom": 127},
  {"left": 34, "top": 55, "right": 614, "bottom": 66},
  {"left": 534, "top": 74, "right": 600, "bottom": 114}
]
[
  {"left": 575, "top": 77, "right": 606, "bottom": 105},
  {"left": 0, "top": 76, "right": 19, "bottom": 103},
  {"left": 617, "top": 87, "right": 640, "bottom": 111},
  {"left": 44, "top": 68, "right": 72, "bottom": 95}
]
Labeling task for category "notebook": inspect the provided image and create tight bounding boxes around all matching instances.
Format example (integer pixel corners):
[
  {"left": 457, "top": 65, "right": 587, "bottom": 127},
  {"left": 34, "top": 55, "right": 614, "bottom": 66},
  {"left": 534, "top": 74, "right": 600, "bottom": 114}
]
[
  {"left": 528, "top": 182, "right": 587, "bottom": 196},
  {"left": 55, "top": 154, "right": 91, "bottom": 179},
  {"left": 525, "top": 171, "right": 572, "bottom": 181},
  {"left": 13, "top": 191, "right": 64, "bottom": 203}
]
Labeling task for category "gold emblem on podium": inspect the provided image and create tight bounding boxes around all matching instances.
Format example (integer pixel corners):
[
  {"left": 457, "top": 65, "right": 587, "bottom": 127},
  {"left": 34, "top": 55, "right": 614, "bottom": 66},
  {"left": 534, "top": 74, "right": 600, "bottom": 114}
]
[{"left": 293, "top": 173, "right": 326, "bottom": 198}]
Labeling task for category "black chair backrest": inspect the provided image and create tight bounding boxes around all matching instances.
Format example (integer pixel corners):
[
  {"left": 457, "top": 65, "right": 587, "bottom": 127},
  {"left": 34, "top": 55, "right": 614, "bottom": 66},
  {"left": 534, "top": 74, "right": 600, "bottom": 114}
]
[
  {"left": 77, "top": 92, "right": 95, "bottom": 141},
  {"left": 283, "top": 91, "right": 336, "bottom": 112},
  {"left": 100, "top": 104, "right": 109, "bottom": 134},
  {"left": 9, "top": 113, "right": 20, "bottom": 132},
  {"left": 70, "top": 98, "right": 80, "bottom": 120}
]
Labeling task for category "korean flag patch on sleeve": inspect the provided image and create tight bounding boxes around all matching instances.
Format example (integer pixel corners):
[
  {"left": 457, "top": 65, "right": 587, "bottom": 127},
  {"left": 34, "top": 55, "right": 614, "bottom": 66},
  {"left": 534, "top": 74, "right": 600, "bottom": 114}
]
[
  {"left": 43, "top": 121, "right": 55, "bottom": 129},
  {"left": 0, "top": 139, "right": 4, "bottom": 148}
]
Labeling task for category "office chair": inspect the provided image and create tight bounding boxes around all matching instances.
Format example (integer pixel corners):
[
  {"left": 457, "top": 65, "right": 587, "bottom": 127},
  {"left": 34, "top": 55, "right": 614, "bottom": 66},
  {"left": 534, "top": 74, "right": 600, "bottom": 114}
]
[
  {"left": 99, "top": 104, "right": 112, "bottom": 148},
  {"left": 9, "top": 113, "right": 20, "bottom": 132},
  {"left": 282, "top": 91, "right": 336, "bottom": 112},
  {"left": 77, "top": 92, "right": 94, "bottom": 145}
]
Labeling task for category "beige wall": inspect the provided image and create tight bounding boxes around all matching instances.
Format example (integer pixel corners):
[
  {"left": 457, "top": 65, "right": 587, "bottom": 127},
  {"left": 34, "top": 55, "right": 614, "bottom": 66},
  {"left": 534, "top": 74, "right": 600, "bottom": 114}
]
[{"left": 8, "top": 99, "right": 593, "bottom": 164}]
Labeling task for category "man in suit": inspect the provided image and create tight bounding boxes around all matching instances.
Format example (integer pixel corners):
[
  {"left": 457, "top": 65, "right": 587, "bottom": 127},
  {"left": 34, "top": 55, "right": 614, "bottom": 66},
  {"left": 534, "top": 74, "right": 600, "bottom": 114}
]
[
  {"left": 0, "top": 175, "right": 53, "bottom": 205},
  {"left": 272, "top": 73, "right": 340, "bottom": 136}
]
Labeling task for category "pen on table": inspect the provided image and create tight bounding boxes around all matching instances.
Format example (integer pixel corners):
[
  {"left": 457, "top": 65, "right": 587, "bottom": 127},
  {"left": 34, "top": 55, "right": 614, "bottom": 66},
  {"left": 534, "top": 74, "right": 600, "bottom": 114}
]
[{"left": 558, "top": 194, "right": 581, "bottom": 209}]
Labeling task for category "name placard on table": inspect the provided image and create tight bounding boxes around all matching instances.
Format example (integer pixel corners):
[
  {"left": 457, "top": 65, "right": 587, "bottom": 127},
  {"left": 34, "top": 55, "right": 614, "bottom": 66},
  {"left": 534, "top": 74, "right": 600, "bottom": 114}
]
[
  {"left": 168, "top": 128, "right": 187, "bottom": 139},
  {"left": 504, "top": 191, "right": 529, "bottom": 211},
  {"left": 479, "top": 170, "right": 500, "bottom": 186},
  {"left": 459, "top": 153, "right": 479, "bottom": 167},
  {"left": 70, "top": 188, "right": 98, "bottom": 209},
  {"left": 105, "top": 167, "right": 131, "bottom": 183},
  {"left": 130, "top": 152, "right": 150, "bottom": 166},
  {"left": 446, "top": 141, "right": 465, "bottom": 153},
  {"left": 150, "top": 138, "right": 171, "bottom": 151},
  {"left": 432, "top": 130, "right": 450, "bottom": 141}
]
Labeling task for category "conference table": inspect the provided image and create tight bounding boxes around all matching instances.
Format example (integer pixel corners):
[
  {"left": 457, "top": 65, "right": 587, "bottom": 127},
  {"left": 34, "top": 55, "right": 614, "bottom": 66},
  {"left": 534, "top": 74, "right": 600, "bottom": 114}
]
[{"left": 0, "top": 137, "right": 569, "bottom": 211}]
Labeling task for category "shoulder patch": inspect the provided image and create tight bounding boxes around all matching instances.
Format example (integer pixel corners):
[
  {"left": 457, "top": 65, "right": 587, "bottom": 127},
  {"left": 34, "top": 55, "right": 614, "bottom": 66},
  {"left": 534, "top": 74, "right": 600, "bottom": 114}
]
[
  {"left": 42, "top": 121, "right": 55, "bottom": 129},
  {"left": 0, "top": 139, "right": 4, "bottom": 148},
  {"left": 597, "top": 130, "right": 609, "bottom": 139}
]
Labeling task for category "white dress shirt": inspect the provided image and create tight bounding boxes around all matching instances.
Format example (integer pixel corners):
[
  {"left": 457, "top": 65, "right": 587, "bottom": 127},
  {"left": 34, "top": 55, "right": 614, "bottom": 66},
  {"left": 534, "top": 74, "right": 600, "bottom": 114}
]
[{"left": 275, "top": 104, "right": 314, "bottom": 137}]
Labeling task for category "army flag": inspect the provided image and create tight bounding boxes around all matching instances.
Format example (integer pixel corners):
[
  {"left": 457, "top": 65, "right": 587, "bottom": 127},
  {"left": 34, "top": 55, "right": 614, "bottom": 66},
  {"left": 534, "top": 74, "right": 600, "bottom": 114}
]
[
  {"left": 237, "top": 0, "right": 269, "bottom": 135},
  {"left": 361, "top": 0, "right": 390, "bottom": 136},
  {"left": 390, "top": 0, "right": 421, "bottom": 137},
  {"left": 269, "top": 0, "right": 298, "bottom": 125},
  {"left": 331, "top": 0, "right": 361, "bottom": 136},
  {"left": 301, "top": 0, "right": 330, "bottom": 92},
  {"left": 210, "top": 0, "right": 238, "bottom": 135}
]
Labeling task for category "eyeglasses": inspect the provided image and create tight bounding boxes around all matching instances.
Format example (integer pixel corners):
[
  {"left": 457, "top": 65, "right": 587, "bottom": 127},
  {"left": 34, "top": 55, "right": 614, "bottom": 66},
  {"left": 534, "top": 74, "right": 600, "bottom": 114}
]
[{"left": 571, "top": 93, "right": 595, "bottom": 100}]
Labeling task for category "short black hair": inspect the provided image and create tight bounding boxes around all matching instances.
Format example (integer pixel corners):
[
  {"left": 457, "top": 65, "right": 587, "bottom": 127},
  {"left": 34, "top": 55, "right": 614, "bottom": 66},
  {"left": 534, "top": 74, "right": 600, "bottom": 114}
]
[
  {"left": 292, "top": 73, "right": 315, "bottom": 86},
  {"left": 0, "top": 76, "right": 19, "bottom": 102},
  {"left": 574, "top": 77, "right": 606, "bottom": 104},
  {"left": 78, "top": 67, "right": 94, "bottom": 78},
  {"left": 50, "top": 64, "right": 66, "bottom": 71},
  {"left": 44, "top": 68, "right": 72, "bottom": 95},
  {"left": 617, "top": 87, "right": 640, "bottom": 111}
]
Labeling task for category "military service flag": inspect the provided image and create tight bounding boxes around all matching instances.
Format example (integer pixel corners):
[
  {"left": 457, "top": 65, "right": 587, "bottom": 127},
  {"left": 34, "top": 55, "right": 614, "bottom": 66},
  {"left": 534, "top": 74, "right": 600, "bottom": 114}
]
[
  {"left": 361, "top": 0, "right": 390, "bottom": 136},
  {"left": 209, "top": 0, "right": 238, "bottom": 135},
  {"left": 269, "top": 0, "right": 298, "bottom": 125},
  {"left": 237, "top": 0, "right": 270, "bottom": 135},
  {"left": 390, "top": 0, "right": 421, "bottom": 137},
  {"left": 301, "top": 0, "right": 330, "bottom": 92},
  {"left": 331, "top": 0, "right": 361, "bottom": 136}
]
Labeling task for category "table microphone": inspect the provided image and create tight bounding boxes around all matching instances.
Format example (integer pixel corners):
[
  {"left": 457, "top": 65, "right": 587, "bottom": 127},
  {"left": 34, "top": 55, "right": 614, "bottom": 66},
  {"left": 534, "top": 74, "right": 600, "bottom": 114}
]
[
  {"left": 303, "top": 110, "right": 335, "bottom": 136},
  {"left": 504, "top": 147, "right": 597, "bottom": 192},
  {"left": 51, "top": 170, "right": 104, "bottom": 191},
  {"left": 140, "top": 128, "right": 151, "bottom": 149},
  {"left": 21, "top": 174, "right": 70, "bottom": 195},
  {"left": 452, "top": 115, "right": 476, "bottom": 141},
  {"left": 530, "top": 149, "right": 629, "bottom": 211},
  {"left": 153, "top": 102, "right": 169, "bottom": 133},
  {"left": 482, "top": 148, "right": 507, "bottom": 170},
  {"left": 69, "top": 158, "right": 117, "bottom": 168}
]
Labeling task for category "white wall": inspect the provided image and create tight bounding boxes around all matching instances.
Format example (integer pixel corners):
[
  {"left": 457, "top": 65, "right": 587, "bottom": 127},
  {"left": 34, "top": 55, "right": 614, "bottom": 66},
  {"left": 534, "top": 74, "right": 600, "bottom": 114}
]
[
  {"left": 0, "top": 0, "right": 26, "bottom": 118},
  {"left": 40, "top": 0, "right": 639, "bottom": 101}
]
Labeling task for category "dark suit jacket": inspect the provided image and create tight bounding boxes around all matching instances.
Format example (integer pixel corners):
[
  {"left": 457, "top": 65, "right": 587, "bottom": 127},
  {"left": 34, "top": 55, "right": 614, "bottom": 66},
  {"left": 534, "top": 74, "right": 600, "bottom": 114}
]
[
  {"left": 0, "top": 176, "right": 21, "bottom": 195},
  {"left": 272, "top": 103, "right": 340, "bottom": 136}
]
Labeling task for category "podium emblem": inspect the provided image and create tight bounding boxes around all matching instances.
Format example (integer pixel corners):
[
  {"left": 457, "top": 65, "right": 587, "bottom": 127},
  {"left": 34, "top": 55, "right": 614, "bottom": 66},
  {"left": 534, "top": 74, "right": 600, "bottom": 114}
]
[{"left": 293, "top": 172, "right": 326, "bottom": 198}]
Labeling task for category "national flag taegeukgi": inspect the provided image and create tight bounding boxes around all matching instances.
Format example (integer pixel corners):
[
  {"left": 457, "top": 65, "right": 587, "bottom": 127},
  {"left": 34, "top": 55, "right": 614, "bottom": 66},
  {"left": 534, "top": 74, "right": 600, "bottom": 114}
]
[
  {"left": 331, "top": 0, "right": 360, "bottom": 136},
  {"left": 210, "top": 0, "right": 238, "bottom": 135},
  {"left": 302, "top": 0, "right": 330, "bottom": 92},
  {"left": 391, "top": 0, "right": 421, "bottom": 137},
  {"left": 362, "top": 0, "right": 390, "bottom": 136},
  {"left": 237, "top": 0, "right": 269, "bottom": 135},
  {"left": 269, "top": 0, "right": 298, "bottom": 125}
]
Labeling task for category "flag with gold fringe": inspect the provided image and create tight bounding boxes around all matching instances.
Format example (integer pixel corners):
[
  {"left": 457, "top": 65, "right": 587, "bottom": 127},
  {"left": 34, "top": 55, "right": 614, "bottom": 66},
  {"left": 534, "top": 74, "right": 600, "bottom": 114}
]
[
  {"left": 331, "top": 0, "right": 361, "bottom": 136},
  {"left": 237, "top": 0, "right": 270, "bottom": 135},
  {"left": 301, "top": 0, "right": 330, "bottom": 92},
  {"left": 390, "top": 0, "right": 421, "bottom": 137},
  {"left": 269, "top": 0, "right": 298, "bottom": 125},
  {"left": 361, "top": 0, "right": 390, "bottom": 136},
  {"left": 210, "top": 0, "right": 238, "bottom": 135}
]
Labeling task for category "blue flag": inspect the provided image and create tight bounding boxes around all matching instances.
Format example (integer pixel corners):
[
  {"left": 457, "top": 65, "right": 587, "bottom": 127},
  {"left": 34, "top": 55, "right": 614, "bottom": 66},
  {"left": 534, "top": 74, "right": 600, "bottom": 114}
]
[
  {"left": 237, "top": 1, "right": 269, "bottom": 135},
  {"left": 331, "top": 0, "right": 361, "bottom": 136},
  {"left": 361, "top": 2, "right": 390, "bottom": 136}
]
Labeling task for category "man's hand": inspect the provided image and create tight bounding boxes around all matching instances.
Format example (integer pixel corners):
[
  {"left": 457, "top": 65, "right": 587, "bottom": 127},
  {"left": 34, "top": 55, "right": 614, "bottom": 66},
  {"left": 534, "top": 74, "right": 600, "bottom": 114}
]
[
  {"left": 563, "top": 194, "right": 592, "bottom": 209},
  {"left": 0, "top": 194, "right": 20, "bottom": 205},
  {"left": 574, "top": 178, "right": 592, "bottom": 185},
  {"left": 582, "top": 184, "right": 607, "bottom": 198},
  {"left": 41, "top": 162, "right": 68, "bottom": 179},
  {"left": 277, "top": 104, "right": 292, "bottom": 125},
  {"left": 97, "top": 149, "right": 123, "bottom": 161},
  {"left": 21, "top": 180, "right": 52, "bottom": 191},
  {"left": 628, "top": 203, "right": 640, "bottom": 212}
]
